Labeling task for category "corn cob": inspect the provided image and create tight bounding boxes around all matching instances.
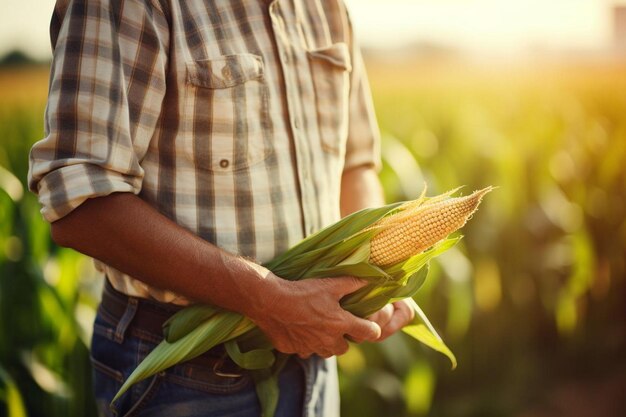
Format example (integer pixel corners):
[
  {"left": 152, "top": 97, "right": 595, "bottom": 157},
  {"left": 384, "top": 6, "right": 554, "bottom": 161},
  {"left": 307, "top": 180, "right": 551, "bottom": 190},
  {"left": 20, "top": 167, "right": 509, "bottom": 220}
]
[{"left": 369, "top": 187, "right": 493, "bottom": 266}]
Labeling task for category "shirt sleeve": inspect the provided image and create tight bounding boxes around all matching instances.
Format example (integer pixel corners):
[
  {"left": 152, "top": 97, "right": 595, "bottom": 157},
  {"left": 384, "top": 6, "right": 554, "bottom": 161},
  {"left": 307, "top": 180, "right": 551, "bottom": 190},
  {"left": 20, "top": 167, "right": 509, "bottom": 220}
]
[
  {"left": 27, "top": 0, "right": 169, "bottom": 223},
  {"left": 342, "top": 11, "right": 382, "bottom": 172}
]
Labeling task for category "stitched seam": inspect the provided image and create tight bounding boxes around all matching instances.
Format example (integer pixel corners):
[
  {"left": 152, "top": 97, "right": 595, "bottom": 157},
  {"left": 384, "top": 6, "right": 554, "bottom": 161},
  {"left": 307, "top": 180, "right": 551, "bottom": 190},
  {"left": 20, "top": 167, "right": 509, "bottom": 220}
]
[
  {"left": 165, "top": 372, "right": 251, "bottom": 395},
  {"left": 93, "top": 323, "right": 116, "bottom": 341},
  {"left": 128, "top": 328, "right": 163, "bottom": 344},
  {"left": 90, "top": 356, "right": 124, "bottom": 383},
  {"left": 122, "top": 373, "right": 163, "bottom": 417}
]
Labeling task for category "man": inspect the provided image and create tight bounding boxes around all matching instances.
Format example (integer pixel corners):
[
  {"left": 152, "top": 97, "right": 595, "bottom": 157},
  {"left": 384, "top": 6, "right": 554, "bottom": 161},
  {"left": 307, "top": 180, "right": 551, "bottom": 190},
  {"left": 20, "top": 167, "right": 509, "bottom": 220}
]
[{"left": 28, "top": 0, "right": 415, "bottom": 415}]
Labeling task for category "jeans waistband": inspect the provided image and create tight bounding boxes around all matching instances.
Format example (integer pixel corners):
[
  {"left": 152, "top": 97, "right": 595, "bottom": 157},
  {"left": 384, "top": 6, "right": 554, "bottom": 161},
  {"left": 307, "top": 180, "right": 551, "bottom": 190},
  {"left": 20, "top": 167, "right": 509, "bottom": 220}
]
[{"left": 99, "top": 278, "right": 227, "bottom": 360}]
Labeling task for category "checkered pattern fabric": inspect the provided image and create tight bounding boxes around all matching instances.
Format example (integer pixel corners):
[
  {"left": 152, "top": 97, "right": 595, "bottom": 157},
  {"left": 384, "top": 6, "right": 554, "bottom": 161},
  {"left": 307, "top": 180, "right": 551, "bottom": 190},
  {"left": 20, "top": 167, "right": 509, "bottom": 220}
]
[{"left": 28, "top": 0, "right": 380, "bottom": 303}]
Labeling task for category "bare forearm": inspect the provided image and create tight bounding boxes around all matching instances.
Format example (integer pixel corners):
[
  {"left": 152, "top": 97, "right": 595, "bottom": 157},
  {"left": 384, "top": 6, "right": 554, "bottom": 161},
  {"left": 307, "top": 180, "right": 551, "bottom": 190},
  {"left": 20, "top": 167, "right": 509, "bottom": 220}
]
[
  {"left": 51, "top": 192, "right": 275, "bottom": 316},
  {"left": 340, "top": 165, "right": 385, "bottom": 217},
  {"left": 51, "top": 192, "right": 381, "bottom": 357}
]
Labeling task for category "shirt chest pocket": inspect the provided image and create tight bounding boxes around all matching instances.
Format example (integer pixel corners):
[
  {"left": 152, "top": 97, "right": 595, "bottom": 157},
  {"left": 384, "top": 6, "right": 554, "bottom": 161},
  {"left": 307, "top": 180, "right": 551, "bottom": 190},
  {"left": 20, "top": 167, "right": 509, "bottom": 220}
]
[
  {"left": 183, "top": 53, "right": 270, "bottom": 172},
  {"left": 307, "top": 42, "right": 352, "bottom": 155}
]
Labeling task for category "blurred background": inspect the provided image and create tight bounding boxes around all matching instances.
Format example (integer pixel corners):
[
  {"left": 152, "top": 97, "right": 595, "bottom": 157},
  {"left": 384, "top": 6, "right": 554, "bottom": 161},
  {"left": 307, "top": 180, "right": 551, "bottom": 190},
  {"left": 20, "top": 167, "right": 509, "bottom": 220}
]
[{"left": 1, "top": 0, "right": 625, "bottom": 416}]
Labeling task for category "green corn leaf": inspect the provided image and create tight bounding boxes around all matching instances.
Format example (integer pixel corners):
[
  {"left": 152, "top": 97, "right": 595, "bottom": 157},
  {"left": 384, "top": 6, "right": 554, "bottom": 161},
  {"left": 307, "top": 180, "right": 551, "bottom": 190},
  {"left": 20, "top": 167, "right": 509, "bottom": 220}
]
[
  {"left": 163, "top": 304, "right": 221, "bottom": 343},
  {"left": 341, "top": 281, "right": 399, "bottom": 313},
  {"left": 251, "top": 354, "right": 290, "bottom": 417},
  {"left": 233, "top": 327, "right": 274, "bottom": 352},
  {"left": 341, "top": 264, "right": 428, "bottom": 317},
  {"left": 309, "top": 262, "right": 390, "bottom": 281},
  {"left": 341, "top": 267, "right": 428, "bottom": 318},
  {"left": 277, "top": 232, "right": 369, "bottom": 269},
  {"left": 336, "top": 239, "right": 371, "bottom": 265},
  {"left": 343, "top": 293, "right": 394, "bottom": 318},
  {"left": 253, "top": 370, "right": 279, "bottom": 417},
  {"left": 224, "top": 340, "right": 276, "bottom": 370},
  {"left": 384, "top": 236, "right": 461, "bottom": 277},
  {"left": 271, "top": 229, "right": 378, "bottom": 280},
  {"left": 340, "top": 262, "right": 414, "bottom": 309},
  {"left": 387, "top": 265, "right": 430, "bottom": 300},
  {"left": 311, "top": 229, "right": 376, "bottom": 267},
  {"left": 112, "top": 313, "right": 255, "bottom": 403},
  {"left": 402, "top": 301, "right": 457, "bottom": 369},
  {"left": 342, "top": 265, "right": 431, "bottom": 318},
  {"left": 334, "top": 238, "right": 459, "bottom": 314},
  {"left": 264, "top": 202, "right": 403, "bottom": 271}
]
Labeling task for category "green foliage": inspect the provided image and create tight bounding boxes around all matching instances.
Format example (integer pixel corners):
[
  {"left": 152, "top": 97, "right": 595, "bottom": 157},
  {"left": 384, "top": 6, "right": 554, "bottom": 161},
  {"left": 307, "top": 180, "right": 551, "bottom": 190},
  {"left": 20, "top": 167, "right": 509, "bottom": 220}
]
[
  {"left": 0, "top": 102, "right": 100, "bottom": 416},
  {"left": 367, "top": 60, "right": 626, "bottom": 417},
  {"left": 0, "top": 366, "right": 27, "bottom": 417},
  {"left": 2, "top": 59, "right": 626, "bottom": 417}
]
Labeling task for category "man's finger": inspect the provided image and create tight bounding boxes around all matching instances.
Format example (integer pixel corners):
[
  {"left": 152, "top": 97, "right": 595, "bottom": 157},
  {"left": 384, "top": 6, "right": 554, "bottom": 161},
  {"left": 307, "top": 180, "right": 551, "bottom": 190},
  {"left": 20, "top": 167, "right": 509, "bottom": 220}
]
[
  {"left": 380, "top": 314, "right": 406, "bottom": 340},
  {"left": 345, "top": 334, "right": 364, "bottom": 344},
  {"left": 345, "top": 315, "right": 381, "bottom": 342},
  {"left": 379, "top": 301, "right": 415, "bottom": 340},
  {"left": 368, "top": 303, "right": 394, "bottom": 329},
  {"left": 394, "top": 299, "right": 416, "bottom": 322},
  {"left": 329, "top": 276, "right": 369, "bottom": 297}
]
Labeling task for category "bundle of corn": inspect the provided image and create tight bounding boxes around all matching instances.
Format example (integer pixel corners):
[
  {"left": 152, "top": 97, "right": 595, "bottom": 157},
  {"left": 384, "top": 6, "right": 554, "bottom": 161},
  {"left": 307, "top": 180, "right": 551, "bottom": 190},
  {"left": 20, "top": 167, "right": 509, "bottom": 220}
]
[{"left": 112, "top": 186, "right": 493, "bottom": 415}]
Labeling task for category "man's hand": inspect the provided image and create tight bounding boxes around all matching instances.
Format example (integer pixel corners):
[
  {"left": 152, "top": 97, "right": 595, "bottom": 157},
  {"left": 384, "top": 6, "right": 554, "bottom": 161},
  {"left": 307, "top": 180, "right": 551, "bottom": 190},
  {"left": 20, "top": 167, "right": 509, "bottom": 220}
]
[
  {"left": 351, "top": 299, "right": 416, "bottom": 343},
  {"left": 340, "top": 167, "right": 415, "bottom": 346},
  {"left": 248, "top": 276, "right": 382, "bottom": 359}
]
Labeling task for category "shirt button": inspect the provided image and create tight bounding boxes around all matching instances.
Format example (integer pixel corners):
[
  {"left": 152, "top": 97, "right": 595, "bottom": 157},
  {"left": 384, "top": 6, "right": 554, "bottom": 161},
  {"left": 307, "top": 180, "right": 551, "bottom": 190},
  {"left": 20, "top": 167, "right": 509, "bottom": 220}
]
[
  {"left": 253, "top": 58, "right": 262, "bottom": 73},
  {"left": 293, "top": 117, "right": 300, "bottom": 129},
  {"left": 221, "top": 66, "right": 232, "bottom": 80},
  {"left": 219, "top": 159, "right": 230, "bottom": 168},
  {"left": 281, "top": 51, "right": 290, "bottom": 64},
  {"left": 308, "top": 225, "right": 316, "bottom": 235}
]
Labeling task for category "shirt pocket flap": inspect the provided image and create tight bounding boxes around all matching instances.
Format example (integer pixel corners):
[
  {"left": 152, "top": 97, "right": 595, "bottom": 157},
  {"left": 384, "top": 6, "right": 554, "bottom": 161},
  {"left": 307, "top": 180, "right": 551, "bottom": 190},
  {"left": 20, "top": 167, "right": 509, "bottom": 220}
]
[
  {"left": 186, "top": 54, "right": 264, "bottom": 89},
  {"left": 306, "top": 42, "right": 352, "bottom": 72}
]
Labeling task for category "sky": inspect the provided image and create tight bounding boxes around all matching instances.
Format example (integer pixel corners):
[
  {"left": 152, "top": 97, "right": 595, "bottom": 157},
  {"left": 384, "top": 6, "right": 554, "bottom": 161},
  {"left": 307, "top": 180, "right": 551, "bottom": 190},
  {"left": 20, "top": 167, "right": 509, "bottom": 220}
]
[{"left": 0, "top": 0, "right": 622, "bottom": 60}]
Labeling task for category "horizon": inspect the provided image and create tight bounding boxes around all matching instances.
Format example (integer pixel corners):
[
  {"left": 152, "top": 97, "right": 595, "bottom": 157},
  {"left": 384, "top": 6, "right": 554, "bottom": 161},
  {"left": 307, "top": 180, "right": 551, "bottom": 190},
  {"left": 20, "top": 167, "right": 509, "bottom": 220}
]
[{"left": 1, "top": 0, "right": 625, "bottom": 60}]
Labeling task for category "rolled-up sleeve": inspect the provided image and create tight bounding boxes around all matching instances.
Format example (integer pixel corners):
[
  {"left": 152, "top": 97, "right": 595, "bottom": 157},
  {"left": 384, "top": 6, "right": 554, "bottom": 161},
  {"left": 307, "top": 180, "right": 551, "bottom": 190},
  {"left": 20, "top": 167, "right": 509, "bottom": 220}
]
[
  {"left": 343, "top": 15, "right": 382, "bottom": 173},
  {"left": 28, "top": 0, "right": 169, "bottom": 223}
]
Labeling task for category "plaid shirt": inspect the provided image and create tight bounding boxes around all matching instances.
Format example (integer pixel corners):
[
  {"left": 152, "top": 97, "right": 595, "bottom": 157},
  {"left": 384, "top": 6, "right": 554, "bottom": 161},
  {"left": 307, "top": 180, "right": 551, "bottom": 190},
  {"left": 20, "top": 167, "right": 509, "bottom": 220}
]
[{"left": 28, "top": 0, "right": 380, "bottom": 304}]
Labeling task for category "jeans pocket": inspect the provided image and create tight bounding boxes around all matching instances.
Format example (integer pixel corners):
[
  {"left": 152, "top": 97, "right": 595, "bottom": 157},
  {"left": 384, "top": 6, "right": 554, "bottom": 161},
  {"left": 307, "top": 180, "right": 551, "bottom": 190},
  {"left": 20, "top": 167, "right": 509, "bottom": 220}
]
[
  {"left": 164, "top": 361, "right": 252, "bottom": 395},
  {"left": 125, "top": 340, "right": 260, "bottom": 417},
  {"left": 92, "top": 310, "right": 256, "bottom": 417},
  {"left": 91, "top": 316, "right": 164, "bottom": 417},
  {"left": 135, "top": 339, "right": 252, "bottom": 395},
  {"left": 91, "top": 356, "right": 123, "bottom": 417}
]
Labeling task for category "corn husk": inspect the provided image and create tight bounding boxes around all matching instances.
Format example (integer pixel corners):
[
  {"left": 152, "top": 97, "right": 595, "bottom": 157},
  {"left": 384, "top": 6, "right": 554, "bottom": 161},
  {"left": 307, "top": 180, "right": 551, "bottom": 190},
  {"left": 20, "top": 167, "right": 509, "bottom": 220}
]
[{"left": 112, "top": 186, "right": 492, "bottom": 415}]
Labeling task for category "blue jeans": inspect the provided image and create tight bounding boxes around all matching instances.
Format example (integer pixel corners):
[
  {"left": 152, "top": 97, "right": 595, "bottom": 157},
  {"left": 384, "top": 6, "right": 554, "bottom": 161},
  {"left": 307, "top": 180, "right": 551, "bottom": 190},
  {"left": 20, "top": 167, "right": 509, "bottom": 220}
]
[{"left": 90, "top": 288, "right": 339, "bottom": 417}]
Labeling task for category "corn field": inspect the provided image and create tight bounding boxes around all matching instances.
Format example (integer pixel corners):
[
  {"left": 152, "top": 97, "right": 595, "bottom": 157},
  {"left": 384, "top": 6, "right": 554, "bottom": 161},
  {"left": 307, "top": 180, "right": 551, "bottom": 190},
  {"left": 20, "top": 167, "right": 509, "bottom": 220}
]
[{"left": 1, "top": 56, "right": 625, "bottom": 417}]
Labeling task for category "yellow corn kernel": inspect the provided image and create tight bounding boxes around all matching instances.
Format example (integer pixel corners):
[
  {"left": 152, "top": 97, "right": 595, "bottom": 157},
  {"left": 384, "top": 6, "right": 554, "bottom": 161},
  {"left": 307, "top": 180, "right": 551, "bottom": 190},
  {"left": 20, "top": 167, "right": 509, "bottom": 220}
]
[{"left": 369, "top": 187, "right": 492, "bottom": 266}]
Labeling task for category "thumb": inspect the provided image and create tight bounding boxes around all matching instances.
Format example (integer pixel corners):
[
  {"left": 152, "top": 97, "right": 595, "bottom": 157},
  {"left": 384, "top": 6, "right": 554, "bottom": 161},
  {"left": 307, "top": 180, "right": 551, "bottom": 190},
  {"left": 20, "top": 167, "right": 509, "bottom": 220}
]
[
  {"left": 329, "top": 276, "right": 368, "bottom": 297},
  {"left": 344, "top": 314, "right": 382, "bottom": 342}
]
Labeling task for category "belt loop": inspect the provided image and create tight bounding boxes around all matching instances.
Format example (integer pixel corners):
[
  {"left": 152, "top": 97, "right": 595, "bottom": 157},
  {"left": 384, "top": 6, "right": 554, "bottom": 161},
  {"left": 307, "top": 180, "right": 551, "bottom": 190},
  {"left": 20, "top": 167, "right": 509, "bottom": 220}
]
[{"left": 114, "top": 297, "right": 138, "bottom": 343}]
